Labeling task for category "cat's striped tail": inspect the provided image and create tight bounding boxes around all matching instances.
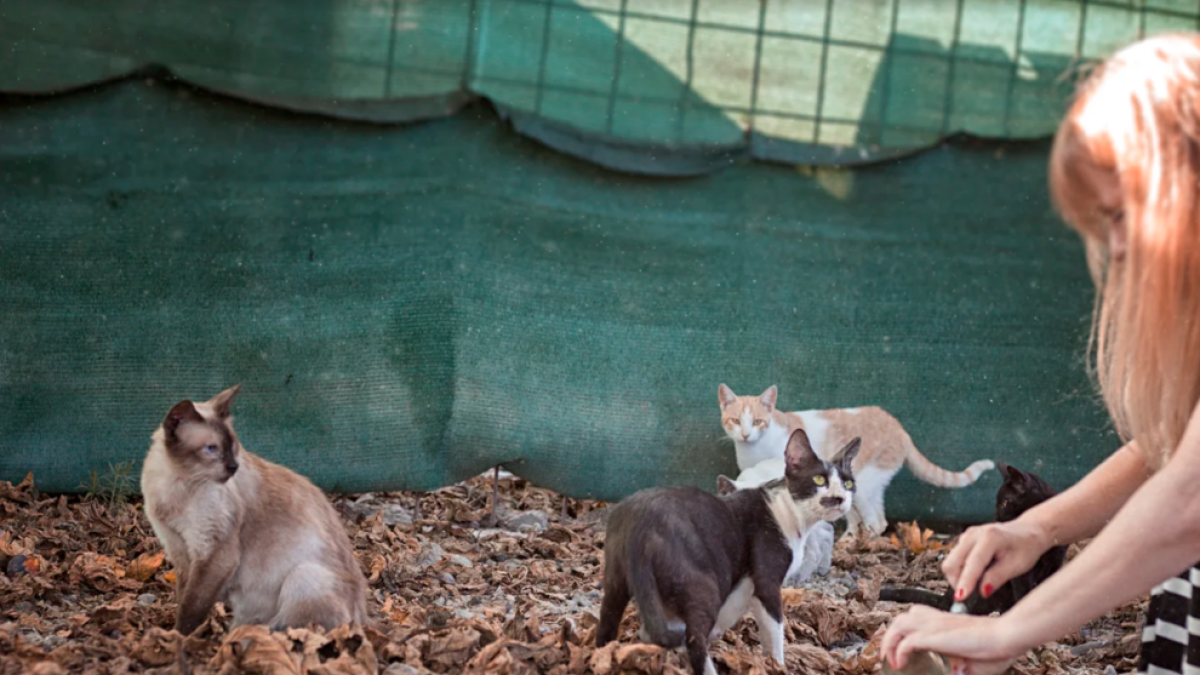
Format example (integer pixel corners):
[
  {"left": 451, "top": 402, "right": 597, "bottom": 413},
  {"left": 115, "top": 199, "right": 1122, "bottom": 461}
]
[{"left": 904, "top": 441, "right": 994, "bottom": 488}]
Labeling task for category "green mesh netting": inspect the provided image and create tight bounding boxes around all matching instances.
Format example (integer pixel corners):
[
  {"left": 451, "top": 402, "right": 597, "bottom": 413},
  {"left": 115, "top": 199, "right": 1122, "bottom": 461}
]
[
  {"left": 0, "top": 76, "right": 1117, "bottom": 523},
  {"left": 3, "top": 0, "right": 1195, "bottom": 172}
]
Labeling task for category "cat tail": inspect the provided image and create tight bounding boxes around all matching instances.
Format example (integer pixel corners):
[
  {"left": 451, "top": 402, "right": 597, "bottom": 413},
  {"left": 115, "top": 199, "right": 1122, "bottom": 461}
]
[
  {"left": 878, "top": 586, "right": 953, "bottom": 610},
  {"left": 904, "top": 438, "right": 995, "bottom": 488},
  {"left": 629, "top": 567, "right": 684, "bottom": 649}
]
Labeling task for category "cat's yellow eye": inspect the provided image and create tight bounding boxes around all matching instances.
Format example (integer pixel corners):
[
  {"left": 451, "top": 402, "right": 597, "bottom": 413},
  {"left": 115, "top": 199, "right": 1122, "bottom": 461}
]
[
  {"left": 813, "top": 476, "right": 826, "bottom": 486},
  {"left": 844, "top": 481, "right": 854, "bottom": 489},
  {"left": 753, "top": 419, "right": 767, "bottom": 428}
]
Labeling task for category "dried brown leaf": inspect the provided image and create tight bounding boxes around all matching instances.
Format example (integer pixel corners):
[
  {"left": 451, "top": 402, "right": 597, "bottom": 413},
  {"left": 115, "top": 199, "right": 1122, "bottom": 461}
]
[
  {"left": 131, "top": 627, "right": 181, "bottom": 667},
  {"left": 212, "top": 624, "right": 299, "bottom": 675},
  {"left": 126, "top": 551, "right": 165, "bottom": 582}
]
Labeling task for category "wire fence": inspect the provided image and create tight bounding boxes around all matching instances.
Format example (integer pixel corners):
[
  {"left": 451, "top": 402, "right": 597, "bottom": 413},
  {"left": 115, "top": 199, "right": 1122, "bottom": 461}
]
[{"left": 4, "top": 0, "right": 1198, "bottom": 164}]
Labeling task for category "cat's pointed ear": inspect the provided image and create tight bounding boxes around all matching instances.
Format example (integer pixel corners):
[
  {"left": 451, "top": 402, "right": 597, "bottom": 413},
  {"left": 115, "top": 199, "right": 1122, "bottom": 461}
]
[
  {"left": 759, "top": 385, "right": 778, "bottom": 410},
  {"left": 997, "top": 463, "right": 1021, "bottom": 482},
  {"left": 717, "top": 475, "right": 738, "bottom": 496},
  {"left": 163, "top": 400, "right": 203, "bottom": 441},
  {"left": 784, "top": 429, "right": 819, "bottom": 477},
  {"left": 207, "top": 384, "right": 241, "bottom": 419},
  {"left": 718, "top": 384, "right": 738, "bottom": 409},
  {"left": 833, "top": 437, "right": 861, "bottom": 473}
]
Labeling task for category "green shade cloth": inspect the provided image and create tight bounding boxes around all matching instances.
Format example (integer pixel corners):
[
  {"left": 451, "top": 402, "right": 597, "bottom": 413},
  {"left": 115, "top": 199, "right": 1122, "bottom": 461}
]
[{"left": 0, "top": 79, "right": 1117, "bottom": 523}]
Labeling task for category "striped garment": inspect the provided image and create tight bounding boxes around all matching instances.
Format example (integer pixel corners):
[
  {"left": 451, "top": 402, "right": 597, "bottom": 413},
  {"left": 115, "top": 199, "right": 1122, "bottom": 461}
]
[{"left": 1137, "top": 566, "right": 1200, "bottom": 675}]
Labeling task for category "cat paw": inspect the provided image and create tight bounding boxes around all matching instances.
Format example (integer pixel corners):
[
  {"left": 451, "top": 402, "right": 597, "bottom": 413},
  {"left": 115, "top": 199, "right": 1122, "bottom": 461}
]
[{"left": 781, "top": 572, "right": 808, "bottom": 589}]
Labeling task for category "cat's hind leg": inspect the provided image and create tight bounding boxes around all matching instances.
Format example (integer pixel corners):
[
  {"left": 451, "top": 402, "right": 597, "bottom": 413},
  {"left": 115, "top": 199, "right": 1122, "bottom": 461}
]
[
  {"left": 840, "top": 506, "right": 864, "bottom": 541},
  {"left": 852, "top": 467, "right": 895, "bottom": 537},
  {"left": 596, "top": 570, "right": 631, "bottom": 647},
  {"left": 269, "top": 563, "right": 352, "bottom": 630},
  {"left": 683, "top": 603, "right": 718, "bottom": 675}
]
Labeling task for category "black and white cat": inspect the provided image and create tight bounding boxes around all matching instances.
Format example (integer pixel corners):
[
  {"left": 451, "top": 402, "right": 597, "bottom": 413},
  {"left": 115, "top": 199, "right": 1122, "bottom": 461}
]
[
  {"left": 717, "top": 475, "right": 835, "bottom": 586},
  {"left": 597, "top": 429, "right": 859, "bottom": 675},
  {"left": 878, "top": 463, "right": 1067, "bottom": 615}
]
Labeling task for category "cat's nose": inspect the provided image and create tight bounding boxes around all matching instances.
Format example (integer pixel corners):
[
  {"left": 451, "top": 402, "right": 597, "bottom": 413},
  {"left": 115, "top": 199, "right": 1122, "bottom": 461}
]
[
  {"left": 820, "top": 496, "right": 843, "bottom": 509},
  {"left": 741, "top": 431, "right": 749, "bottom": 440},
  {"left": 226, "top": 460, "right": 239, "bottom": 474}
]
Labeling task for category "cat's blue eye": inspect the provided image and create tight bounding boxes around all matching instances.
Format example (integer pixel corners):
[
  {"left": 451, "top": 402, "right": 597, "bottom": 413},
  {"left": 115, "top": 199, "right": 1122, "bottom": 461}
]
[{"left": 204, "top": 444, "right": 219, "bottom": 455}]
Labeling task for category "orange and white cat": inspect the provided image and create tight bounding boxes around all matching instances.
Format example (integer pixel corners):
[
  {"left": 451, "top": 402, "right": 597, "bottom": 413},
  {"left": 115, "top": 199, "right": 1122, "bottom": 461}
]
[{"left": 718, "top": 384, "right": 994, "bottom": 537}]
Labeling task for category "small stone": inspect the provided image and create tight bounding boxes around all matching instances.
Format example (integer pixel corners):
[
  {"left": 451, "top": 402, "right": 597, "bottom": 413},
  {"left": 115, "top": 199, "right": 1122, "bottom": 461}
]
[
  {"left": 440, "top": 572, "right": 456, "bottom": 585},
  {"left": 6, "top": 554, "right": 28, "bottom": 577},
  {"left": 13, "top": 601, "right": 34, "bottom": 614},
  {"left": 447, "top": 554, "right": 473, "bottom": 568},
  {"left": 379, "top": 504, "right": 413, "bottom": 527},
  {"left": 137, "top": 593, "right": 158, "bottom": 606},
  {"left": 501, "top": 510, "right": 549, "bottom": 533},
  {"left": 415, "top": 543, "right": 445, "bottom": 570},
  {"left": 61, "top": 594, "right": 77, "bottom": 605},
  {"left": 42, "top": 634, "right": 66, "bottom": 650},
  {"left": 1104, "top": 666, "right": 1117, "bottom": 675}
]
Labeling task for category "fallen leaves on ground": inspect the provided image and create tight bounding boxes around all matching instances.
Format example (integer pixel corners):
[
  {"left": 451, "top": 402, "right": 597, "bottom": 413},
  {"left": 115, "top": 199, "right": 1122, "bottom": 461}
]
[
  {"left": 0, "top": 473, "right": 1144, "bottom": 674},
  {"left": 889, "top": 521, "right": 946, "bottom": 555}
]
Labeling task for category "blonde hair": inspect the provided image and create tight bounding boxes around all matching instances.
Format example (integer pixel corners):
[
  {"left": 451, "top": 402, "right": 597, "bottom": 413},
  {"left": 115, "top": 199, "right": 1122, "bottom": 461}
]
[{"left": 1049, "top": 33, "right": 1200, "bottom": 468}]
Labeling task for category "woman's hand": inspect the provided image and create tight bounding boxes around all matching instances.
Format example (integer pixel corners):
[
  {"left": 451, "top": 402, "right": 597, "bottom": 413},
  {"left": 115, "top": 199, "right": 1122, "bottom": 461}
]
[
  {"left": 881, "top": 606, "right": 1019, "bottom": 673},
  {"left": 941, "top": 518, "right": 1053, "bottom": 601}
]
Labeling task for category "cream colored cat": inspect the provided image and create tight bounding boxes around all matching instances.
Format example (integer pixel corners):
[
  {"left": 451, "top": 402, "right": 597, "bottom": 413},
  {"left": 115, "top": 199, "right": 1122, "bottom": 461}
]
[
  {"left": 141, "top": 385, "right": 368, "bottom": 635},
  {"left": 718, "top": 384, "right": 994, "bottom": 537}
]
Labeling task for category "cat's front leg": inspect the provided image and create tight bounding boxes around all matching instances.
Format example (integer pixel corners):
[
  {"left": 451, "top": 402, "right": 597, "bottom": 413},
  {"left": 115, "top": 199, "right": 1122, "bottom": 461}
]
[
  {"left": 750, "top": 591, "right": 785, "bottom": 666},
  {"left": 840, "top": 507, "right": 864, "bottom": 541},
  {"left": 175, "top": 546, "right": 240, "bottom": 635}
]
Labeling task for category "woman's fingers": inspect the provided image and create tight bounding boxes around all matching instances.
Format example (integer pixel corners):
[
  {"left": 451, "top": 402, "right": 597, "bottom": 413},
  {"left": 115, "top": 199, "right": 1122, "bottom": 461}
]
[
  {"left": 882, "top": 606, "right": 940, "bottom": 668},
  {"left": 942, "top": 527, "right": 983, "bottom": 588},
  {"left": 954, "top": 534, "right": 999, "bottom": 600},
  {"left": 977, "top": 555, "right": 1028, "bottom": 599}
]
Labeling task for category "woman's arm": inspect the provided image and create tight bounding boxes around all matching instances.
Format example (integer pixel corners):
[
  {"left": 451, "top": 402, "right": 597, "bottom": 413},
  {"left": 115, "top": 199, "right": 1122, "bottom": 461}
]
[
  {"left": 989, "top": 433, "right": 1200, "bottom": 653},
  {"left": 1025, "top": 441, "right": 1151, "bottom": 544},
  {"left": 944, "top": 441, "right": 1152, "bottom": 598},
  {"left": 887, "top": 425, "right": 1200, "bottom": 667}
]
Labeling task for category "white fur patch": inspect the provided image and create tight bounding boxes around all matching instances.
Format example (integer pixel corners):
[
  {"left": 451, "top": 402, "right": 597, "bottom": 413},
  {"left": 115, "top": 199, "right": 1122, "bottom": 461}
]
[
  {"left": 784, "top": 520, "right": 834, "bottom": 586},
  {"left": 849, "top": 465, "right": 898, "bottom": 536},
  {"left": 712, "top": 576, "right": 755, "bottom": 638},
  {"left": 751, "top": 598, "right": 786, "bottom": 665},
  {"left": 740, "top": 408, "right": 753, "bottom": 438},
  {"left": 796, "top": 410, "right": 829, "bottom": 456},
  {"left": 734, "top": 419, "right": 790, "bottom": 471},
  {"left": 734, "top": 458, "right": 785, "bottom": 487},
  {"left": 844, "top": 407, "right": 861, "bottom": 415}
]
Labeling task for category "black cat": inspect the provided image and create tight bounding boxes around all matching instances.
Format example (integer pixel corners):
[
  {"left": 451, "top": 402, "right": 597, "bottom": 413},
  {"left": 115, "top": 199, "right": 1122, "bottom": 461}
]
[
  {"left": 596, "top": 430, "right": 860, "bottom": 675},
  {"left": 878, "top": 463, "right": 1067, "bottom": 614}
]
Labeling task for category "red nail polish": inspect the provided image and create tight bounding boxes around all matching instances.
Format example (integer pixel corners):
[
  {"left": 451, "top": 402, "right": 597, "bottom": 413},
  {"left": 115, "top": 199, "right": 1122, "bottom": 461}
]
[{"left": 983, "top": 584, "right": 993, "bottom": 598}]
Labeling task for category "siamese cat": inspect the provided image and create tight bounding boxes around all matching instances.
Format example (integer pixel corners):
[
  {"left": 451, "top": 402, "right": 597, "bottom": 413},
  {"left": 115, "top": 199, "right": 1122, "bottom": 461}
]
[
  {"left": 597, "top": 429, "right": 859, "bottom": 675},
  {"left": 140, "top": 385, "right": 367, "bottom": 634}
]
